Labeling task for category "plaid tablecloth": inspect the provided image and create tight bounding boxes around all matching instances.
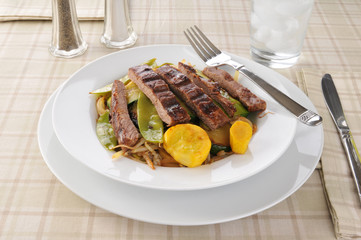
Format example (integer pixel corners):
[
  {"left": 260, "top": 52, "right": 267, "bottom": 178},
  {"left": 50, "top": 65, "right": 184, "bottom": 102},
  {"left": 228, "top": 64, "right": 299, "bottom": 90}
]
[{"left": 1, "top": 0, "right": 361, "bottom": 239}]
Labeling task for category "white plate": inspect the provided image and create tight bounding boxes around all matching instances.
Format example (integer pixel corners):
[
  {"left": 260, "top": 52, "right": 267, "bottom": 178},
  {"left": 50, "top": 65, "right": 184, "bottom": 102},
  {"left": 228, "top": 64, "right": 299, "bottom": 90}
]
[
  {"left": 39, "top": 83, "right": 323, "bottom": 226},
  {"left": 52, "top": 44, "right": 297, "bottom": 190}
]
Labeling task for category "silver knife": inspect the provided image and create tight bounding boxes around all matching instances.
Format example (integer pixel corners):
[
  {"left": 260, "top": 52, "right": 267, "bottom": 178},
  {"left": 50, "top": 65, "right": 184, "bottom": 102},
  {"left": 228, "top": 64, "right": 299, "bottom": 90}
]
[{"left": 322, "top": 73, "right": 361, "bottom": 204}]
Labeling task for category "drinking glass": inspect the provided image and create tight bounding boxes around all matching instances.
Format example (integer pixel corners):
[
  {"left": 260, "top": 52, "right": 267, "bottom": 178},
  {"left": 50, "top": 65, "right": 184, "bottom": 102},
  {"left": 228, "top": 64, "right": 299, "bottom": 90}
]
[{"left": 250, "top": 0, "right": 314, "bottom": 68}]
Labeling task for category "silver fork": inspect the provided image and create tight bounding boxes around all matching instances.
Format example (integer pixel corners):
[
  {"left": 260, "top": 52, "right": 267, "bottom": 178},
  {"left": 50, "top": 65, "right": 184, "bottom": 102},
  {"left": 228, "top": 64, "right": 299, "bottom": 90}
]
[{"left": 184, "top": 25, "right": 322, "bottom": 126}]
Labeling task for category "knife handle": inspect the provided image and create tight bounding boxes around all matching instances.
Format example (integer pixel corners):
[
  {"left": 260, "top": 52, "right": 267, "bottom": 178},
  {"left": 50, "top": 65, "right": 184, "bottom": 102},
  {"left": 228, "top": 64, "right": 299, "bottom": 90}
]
[{"left": 341, "top": 132, "right": 361, "bottom": 203}]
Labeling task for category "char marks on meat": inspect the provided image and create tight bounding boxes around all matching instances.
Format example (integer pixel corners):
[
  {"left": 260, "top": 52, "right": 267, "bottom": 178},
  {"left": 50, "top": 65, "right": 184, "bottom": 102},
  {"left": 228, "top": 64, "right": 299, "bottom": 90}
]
[
  {"left": 178, "top": 62, "right": 236, "bottom": 117},
  {"left": 155, "top": 64, "right": 230, "bottom": 130},
  {"left": 203, "top": 67, "right": 266, "bottom": 112},
  {"left": 128, "top": 64, "right": 190, "bottom": 126},
  {"left": 111, "top": 80, "right": 140, "bottom": 147}
]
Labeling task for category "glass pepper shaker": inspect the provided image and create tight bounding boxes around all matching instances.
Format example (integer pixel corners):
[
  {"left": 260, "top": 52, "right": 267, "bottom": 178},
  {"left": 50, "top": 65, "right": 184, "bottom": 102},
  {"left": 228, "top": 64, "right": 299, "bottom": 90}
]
[
  {"left": 49, "top": 0, "right": 88, "bottom": 58},
  {"left": 101, "top": 0, "right": 137, "bottom": 49}
]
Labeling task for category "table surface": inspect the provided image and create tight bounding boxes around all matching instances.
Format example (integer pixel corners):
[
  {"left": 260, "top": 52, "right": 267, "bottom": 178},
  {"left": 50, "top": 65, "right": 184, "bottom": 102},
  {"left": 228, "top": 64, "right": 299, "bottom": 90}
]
[{"left": 1, "top": 0, "right": 361, "bottom": 239}]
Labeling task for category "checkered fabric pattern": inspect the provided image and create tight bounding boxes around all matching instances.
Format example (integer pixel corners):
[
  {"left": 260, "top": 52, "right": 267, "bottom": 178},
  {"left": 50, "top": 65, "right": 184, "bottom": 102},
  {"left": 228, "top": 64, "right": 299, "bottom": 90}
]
[
  {"left": 0, "top": 0, "right": 361, "bottom": 239},
  {"left": 298, "top": 69, "right": 361, "bottom": 239}
]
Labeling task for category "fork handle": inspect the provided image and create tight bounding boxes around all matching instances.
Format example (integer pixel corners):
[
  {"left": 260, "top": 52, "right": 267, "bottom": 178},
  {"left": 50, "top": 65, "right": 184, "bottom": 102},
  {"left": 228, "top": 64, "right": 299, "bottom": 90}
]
[{"left": 226, "top": 60, "right": 322, "bottom": 126}]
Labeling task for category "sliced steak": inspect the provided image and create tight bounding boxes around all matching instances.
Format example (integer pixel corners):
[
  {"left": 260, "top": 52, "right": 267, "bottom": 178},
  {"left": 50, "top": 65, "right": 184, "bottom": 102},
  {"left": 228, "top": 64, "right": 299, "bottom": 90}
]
[
  {"left": 155, "top": 64, "right": 230, "bottom": 130},
  {"left": 203, "top": 67, "right": 267, "bottom": 112},
  {"left": 128, "top": 64, "right": 190, "bottom": 126},
  {"left": 111, "top": 80, "right": 140, "bottom": 147},
  {"left": 178, "top": 62, "right": 236, "bottom": 117}
]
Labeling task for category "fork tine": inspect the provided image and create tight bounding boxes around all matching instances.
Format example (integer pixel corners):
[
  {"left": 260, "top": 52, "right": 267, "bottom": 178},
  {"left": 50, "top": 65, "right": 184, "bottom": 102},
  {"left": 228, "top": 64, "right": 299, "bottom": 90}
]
[
  {"left": 184, "top": 30, "right": 207, "bottom": 62},
  {"left": 189, "top": 26, "right": 217, "bottom": 58},
  {"left": 193, "top": 25, "right": 222, "bottom": 55},
  {"left": 184, "top": 28, "right": 212, "bottom": 61}
]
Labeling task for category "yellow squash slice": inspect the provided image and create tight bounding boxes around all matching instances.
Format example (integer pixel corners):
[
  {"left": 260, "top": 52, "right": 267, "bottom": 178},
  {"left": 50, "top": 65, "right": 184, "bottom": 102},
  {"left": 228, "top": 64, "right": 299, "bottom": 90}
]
[
  {"left": 163, "top": 124, "right": 211, "bottom": 168},
  {"left": 230, "top": 121, "right": 253, "bottom": 154}
]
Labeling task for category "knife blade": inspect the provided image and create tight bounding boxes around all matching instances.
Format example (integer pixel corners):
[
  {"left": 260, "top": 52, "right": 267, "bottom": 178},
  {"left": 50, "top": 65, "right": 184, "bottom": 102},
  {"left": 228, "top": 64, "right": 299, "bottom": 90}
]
[{"left": 321, "top": 73, "right": 361, "bottom": 204}]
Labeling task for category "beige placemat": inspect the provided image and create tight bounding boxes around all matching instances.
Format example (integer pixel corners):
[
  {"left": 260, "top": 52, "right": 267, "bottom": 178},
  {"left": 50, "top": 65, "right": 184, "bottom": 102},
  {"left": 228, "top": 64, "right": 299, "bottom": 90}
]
[
  {"left": 0, "top": 0, "right": 104, "bottom": 21},
  {"left": 297, "top": 68, "right": 361, "bottom": 239}
]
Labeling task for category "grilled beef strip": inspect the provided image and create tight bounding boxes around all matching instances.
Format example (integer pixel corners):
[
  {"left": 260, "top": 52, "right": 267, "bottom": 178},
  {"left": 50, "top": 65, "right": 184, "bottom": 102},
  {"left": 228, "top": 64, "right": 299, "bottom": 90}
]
[
  {"left": 111, "top": 80, "right": 140, "bottom": 147},
  {"left": 128, "top": 64, "right": 191, "bottom": 126},
  {"left": 178, "top": 62, "right": 236, "bottom": 117},
  {"left": 203, "top": 67, "right": 267, "bottom": 112},
  {"left": 155, "top": 64, "right": 230, "bottom": 130}
]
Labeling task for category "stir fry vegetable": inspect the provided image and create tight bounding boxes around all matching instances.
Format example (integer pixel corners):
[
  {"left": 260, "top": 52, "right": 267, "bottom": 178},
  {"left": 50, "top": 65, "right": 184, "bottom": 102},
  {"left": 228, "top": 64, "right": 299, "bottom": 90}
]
[
  {"left": 125, "top": 81, "right": 141, "bottom": 104},
  {"left": 202, "top": 122, "right": 231, "bottom": 146},
  {"left": 230, "top": 121, "right": 253, "bottom": 154},
  {"left": 196, "top": 68, "right": 249, "bottom": 118},
  {"left": 90, "top": 58, "right": 158, "bottom": 96},
  {"left": 96, "top": 111, "right": 117, "bottom": 150},
  {"left": 91, "top": 59, "right": 260, "bottom": 169},
  {"left": 163, "top": 124, "right": 211, "bottom": 168},
  {"left": 219, "top": 89, "right": 249, "bottom": 117},
  {"left": 137, "top": 92, "right": 164, "bottom": 143},
  {"left": 90, "top": 83, "right": 112, "bottom": 95}
]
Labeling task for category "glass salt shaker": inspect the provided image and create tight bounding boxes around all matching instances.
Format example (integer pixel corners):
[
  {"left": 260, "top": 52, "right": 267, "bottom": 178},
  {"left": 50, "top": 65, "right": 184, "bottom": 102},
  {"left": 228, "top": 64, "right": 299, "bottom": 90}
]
[
  {"left": 101, "top": 0, "right": 137, "bottom": 49},
  {"left": 49, "top": 0, "right": 88, "bottom": 58}
]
